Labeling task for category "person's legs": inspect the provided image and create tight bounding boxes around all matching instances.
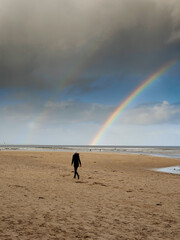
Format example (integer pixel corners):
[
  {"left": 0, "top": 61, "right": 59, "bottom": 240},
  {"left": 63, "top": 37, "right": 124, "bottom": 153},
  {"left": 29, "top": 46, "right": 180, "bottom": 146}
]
[
  {"left": 74, "top": 167, "right": 76, "bottom": 178},
  {"left": 77, "top": 170, "right": 79, "bottom": 179},
  {"left": 74, "top": 167, "right": 79, "bottom": 179}
]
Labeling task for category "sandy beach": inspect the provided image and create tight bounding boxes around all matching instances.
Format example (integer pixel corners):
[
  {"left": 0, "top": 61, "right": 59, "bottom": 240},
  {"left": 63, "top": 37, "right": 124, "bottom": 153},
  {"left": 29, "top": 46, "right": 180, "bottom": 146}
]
[{"left": 0, "top": 151, "right": 179, "bottom": 240}]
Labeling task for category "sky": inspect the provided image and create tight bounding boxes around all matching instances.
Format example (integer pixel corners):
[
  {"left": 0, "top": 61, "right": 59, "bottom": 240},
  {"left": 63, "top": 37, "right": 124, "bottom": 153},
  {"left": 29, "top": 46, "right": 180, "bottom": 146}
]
[{"left": 0, "top": 0, "right": 180, "bottom": 146}]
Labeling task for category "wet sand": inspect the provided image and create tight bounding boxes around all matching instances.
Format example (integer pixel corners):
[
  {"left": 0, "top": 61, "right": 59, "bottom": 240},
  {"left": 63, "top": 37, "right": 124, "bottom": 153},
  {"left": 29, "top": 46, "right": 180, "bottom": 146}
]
[{"left": 0, "top": 151, "right": 179, "bottom": 240}]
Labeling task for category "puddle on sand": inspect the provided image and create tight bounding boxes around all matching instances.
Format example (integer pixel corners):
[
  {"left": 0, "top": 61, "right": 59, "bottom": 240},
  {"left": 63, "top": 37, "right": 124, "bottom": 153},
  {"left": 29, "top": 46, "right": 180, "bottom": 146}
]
[{"left": 153, "top": 166, "right": 180, "bottom": 175}]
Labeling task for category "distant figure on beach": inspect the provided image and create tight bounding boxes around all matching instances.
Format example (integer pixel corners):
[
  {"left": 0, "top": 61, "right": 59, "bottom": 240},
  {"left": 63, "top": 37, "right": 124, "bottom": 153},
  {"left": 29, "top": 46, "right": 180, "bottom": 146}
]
[{"left": 71, "top": 152, "right": 81, "bottom": 179}]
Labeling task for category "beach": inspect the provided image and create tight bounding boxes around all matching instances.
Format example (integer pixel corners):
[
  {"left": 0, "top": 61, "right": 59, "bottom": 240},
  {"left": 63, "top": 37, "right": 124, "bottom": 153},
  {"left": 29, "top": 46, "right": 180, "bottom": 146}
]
[{"left": 0, "top": 151, "right": 179, "bottom": 240}]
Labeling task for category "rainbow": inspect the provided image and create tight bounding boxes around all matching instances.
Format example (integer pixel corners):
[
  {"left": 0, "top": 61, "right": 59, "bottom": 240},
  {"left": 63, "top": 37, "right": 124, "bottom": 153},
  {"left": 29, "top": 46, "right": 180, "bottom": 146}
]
[
  {"left": 22, "top": 37, "right": 100, "bottom": 144},
  {"left": 90, "top": 59, "right": 177, "bottom": 145}
]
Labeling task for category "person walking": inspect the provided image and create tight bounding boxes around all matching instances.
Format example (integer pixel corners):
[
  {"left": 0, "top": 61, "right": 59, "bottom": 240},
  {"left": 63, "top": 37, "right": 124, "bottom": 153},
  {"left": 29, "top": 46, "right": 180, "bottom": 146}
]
[{"left": 71, "top": 152, "right": 81, "bottom": 179}]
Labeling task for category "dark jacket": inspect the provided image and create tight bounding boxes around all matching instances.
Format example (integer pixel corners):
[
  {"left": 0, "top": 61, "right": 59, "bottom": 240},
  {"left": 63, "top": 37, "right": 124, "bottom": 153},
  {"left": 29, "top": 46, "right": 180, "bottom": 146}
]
[{"left": 72, "top": 153, "right": 81, "bottom": 168}]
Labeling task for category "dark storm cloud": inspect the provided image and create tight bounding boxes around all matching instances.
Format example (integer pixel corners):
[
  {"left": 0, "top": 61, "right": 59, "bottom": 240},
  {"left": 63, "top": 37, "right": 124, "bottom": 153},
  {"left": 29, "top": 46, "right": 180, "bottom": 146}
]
[
  {"left": 88, "top": 0, "right": 180, "bottom": 75},
  {"left": 0, "top": 0, "right": 180, "bottom": 92}
]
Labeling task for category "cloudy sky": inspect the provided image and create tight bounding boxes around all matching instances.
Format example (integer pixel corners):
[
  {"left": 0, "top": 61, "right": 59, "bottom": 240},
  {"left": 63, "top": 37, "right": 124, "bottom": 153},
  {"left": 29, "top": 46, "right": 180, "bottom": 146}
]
[{"left": 0, "top": 0, "right": 180, "bottom": 145}]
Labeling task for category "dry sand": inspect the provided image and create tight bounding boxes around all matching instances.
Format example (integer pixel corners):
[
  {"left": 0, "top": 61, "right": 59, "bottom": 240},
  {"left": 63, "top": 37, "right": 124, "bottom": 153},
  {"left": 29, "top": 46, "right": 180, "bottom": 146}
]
[{"left": 0, "top": 151, "right": 179, "bottom": 240}]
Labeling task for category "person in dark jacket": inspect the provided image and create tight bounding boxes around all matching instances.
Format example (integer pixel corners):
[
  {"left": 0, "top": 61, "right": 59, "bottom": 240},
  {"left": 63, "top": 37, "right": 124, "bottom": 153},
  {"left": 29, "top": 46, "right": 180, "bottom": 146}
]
[{"left": 71, "top": 152, "right": 81, "bottom": 179}]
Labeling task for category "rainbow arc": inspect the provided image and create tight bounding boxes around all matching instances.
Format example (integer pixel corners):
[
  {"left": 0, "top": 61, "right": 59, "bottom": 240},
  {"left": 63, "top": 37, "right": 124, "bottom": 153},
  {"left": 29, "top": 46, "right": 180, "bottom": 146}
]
[{"left": 90, "top": 59, "right": 178, "bottom": 145}]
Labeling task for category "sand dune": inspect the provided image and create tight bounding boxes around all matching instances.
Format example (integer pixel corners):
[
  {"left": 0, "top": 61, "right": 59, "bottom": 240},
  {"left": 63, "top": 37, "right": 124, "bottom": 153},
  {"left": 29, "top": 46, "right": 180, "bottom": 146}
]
[{"left": 0, "top": 151, "right": 179, "bottom": 239}]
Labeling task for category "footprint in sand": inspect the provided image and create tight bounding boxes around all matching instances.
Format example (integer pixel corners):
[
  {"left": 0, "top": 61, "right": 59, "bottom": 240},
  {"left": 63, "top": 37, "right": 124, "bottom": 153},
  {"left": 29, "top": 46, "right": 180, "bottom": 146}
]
[
  {"left": 91, "top": 182, "right": 107, "bottom": 187},
  {"left": 8, "top": 184, "right": 29, "bottom": 191},
  {"left": 156, "top": 203, "right": 162, "bottom": 206},
  {"left": 38, "top": 196, "right": 45, "bottom": 199},
  {"left": 75, "top": 181, "right": 88, "bottom": 184}
]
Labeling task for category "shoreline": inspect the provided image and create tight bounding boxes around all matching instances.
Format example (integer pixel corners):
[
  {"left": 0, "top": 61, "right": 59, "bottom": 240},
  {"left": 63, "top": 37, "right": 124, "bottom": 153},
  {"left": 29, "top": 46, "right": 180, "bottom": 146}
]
[{"left": 0, "top": 146, "right": 180, "bottom": 159}]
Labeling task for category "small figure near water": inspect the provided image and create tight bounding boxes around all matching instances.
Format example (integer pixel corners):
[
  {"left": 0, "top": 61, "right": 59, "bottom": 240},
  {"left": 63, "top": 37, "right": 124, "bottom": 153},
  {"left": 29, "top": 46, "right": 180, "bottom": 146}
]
[{"left": 71, "top": 152, "right": 81, "bottom": 179}]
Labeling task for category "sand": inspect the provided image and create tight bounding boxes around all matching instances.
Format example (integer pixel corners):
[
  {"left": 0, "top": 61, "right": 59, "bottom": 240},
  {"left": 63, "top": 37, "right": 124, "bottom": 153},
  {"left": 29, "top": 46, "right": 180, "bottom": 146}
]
[{"left": 0, "top": 151, "right": 179, "bottom": 240}]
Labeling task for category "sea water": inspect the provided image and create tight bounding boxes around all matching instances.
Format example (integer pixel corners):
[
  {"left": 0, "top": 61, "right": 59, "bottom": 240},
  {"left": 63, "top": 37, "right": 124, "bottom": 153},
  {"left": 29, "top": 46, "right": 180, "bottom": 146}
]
[
  {"left": 153, "top": 166, "right": 180, "bottom": 175},
  {"left": 0, "top": 145, "right": 180, "bottom": 158}
]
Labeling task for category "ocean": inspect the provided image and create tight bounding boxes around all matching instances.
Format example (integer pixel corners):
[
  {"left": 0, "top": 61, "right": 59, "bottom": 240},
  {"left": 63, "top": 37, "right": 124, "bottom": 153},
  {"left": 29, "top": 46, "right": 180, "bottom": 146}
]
[{"left": 0, "top": 145, "right": 180, "bottom": 159}]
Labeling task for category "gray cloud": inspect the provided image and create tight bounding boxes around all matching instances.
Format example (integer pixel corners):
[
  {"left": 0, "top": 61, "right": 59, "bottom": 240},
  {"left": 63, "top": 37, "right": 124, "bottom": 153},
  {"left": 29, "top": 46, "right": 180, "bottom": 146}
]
[
  {"left": 0, "top": 0, "right": 180, "bottom": 92},
  {"left": 0, "top": 99, "right": 114, "bottom": 126},
  {"left": 120, "top": 101, "right": 180, "bottom": 125},
  {"left": 2, "top": 98, "right": 180, "bottom": 128},
  {"left": 1, "top": 99, "right": 180, "bottom": 144}
]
